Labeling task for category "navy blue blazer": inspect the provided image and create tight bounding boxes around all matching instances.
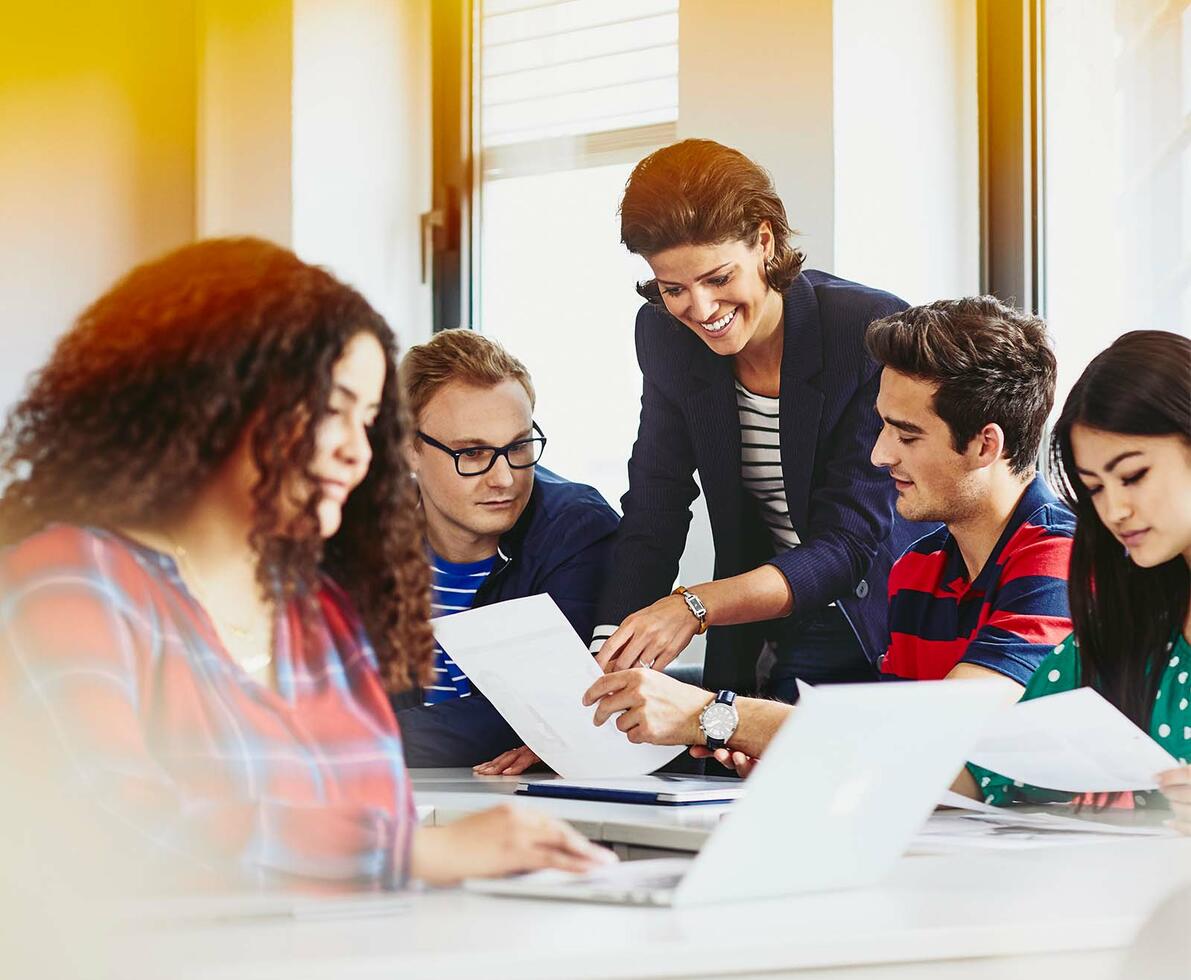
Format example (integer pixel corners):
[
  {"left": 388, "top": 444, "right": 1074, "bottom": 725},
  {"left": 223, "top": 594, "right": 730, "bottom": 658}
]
[
  {"left": 393, "top": 467, "right": 619, "bottom": 767},
  {"left": 597, "top": 271, "right": 932, "bottom": 694}
]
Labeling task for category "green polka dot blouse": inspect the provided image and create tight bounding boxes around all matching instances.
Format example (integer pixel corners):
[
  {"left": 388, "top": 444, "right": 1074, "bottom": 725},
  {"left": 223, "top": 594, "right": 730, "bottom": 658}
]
[{"left": 967, "top": 631, "right": 1191, "bottom": 806}]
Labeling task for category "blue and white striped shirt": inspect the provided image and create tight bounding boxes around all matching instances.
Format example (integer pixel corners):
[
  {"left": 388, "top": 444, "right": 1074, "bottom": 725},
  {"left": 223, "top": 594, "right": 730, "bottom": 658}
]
[{"left": 424, "top": 552, "right": 496, "bottom": 705}]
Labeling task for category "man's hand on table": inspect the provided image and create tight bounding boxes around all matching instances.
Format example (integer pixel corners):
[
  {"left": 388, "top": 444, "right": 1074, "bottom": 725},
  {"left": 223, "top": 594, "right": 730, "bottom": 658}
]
[{"left": 474, "top": 745, "right": 542, "bottom": 777}]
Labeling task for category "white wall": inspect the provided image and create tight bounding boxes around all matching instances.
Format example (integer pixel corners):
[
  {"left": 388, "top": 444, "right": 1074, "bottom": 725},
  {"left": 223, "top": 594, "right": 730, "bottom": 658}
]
[
  {"left": 678, "top": 0, "right": 838, "bottom": 269},
  {"left": 0, "top": 4, "right": 197, "bottom": 412},
  {"left": 0, "top": 0, "right": 434, "bottom": 424},
  {"left": 292, "top": 0, "right": 434, "bottom": 350},
  {"left": 197, "top": 0, "right": 294, "bottom": 244},
  {"left": 1042, "top": 0, "right": 1190, "bottom": 404},
  {"left": 833, "top": 0, "right": 980, "bottom": 303}
]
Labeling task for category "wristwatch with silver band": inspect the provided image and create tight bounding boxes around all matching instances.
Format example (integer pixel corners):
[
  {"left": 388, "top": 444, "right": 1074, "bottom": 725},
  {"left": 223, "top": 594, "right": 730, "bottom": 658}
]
[{"left": 699, "top": 690, "right": 739, "bottom": 749}]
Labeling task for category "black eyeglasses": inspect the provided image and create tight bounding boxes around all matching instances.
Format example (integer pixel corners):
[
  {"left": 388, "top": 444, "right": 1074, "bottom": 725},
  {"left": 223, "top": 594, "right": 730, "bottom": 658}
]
[{"left": 416, "top": 422, "right": 547, "bottom": 476}]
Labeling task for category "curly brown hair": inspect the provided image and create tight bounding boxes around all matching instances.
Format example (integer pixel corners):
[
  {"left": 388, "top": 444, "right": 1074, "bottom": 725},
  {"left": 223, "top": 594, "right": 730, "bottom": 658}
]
[
  {"left": 0, "top": 237, "right": 434, "bottom": 691},
  {"left": 619, "top": 139, "right": 805, "bottom": 304}
]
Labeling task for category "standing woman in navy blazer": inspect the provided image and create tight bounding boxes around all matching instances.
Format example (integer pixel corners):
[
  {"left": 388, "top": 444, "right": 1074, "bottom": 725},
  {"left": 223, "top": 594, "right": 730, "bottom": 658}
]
[{"left": 593, "top": 140, "right": 924, "bottom": 700}]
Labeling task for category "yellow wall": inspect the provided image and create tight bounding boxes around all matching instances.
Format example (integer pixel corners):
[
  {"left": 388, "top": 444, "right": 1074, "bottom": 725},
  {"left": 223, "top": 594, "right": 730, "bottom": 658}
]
[{"left": 0, "top": 2, "right": 198, "bottom": 408}]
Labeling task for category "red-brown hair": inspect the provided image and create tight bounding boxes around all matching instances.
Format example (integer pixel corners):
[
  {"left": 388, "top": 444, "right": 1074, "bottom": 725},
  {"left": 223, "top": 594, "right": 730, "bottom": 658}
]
[
  {"left": 0, "top": 237, "right": 434, "bottom": 691},
  {"left": 619, "top": 139, "right": 805, "bottom": 303}
]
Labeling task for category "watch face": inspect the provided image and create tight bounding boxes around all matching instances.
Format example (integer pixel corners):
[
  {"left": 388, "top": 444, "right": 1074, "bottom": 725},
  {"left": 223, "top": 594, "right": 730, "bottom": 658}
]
[{"left": 702, "top": 702, "right": 736, "bottom": 740}]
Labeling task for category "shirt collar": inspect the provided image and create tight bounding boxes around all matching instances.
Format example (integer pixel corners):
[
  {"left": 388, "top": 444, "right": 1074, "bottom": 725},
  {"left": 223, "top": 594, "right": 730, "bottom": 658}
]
[{"left": 942, "top": 474, "right": 1058, "bottom": 595}]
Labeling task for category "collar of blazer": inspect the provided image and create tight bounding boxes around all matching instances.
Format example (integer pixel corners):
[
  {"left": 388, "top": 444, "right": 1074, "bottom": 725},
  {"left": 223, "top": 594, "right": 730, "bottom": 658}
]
[
  {"left": 685, "top": 273, "right": 824, "bottom": 390},
  {"left": 681, "top": 272, "right": 827, "bottom": 536}
]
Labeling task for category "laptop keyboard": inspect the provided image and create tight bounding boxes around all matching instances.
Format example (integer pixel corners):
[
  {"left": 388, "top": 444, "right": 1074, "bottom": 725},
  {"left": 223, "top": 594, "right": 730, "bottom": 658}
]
[{"left": 573, "top": 858, "right": 691, "bottom": 891}]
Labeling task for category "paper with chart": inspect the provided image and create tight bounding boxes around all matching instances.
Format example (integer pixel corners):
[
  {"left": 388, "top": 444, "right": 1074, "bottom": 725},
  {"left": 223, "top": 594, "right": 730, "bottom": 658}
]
[
  {"left": 432, "top": 594, "right": 685, "bottom": 778},
  {"left": 966, "top": 686, "right": 1180, "bottom": 792}
]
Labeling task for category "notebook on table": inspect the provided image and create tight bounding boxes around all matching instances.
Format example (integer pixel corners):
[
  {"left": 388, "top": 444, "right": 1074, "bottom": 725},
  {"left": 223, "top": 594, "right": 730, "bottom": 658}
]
[{"left": 516, "top": 774, "right": 745, "bottom": 806}]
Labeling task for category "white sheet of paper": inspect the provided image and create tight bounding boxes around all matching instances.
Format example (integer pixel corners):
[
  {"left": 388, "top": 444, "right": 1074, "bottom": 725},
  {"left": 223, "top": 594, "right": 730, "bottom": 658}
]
[
  {"left": 966, "top": 687, "right": 1179, "bottom": 792},
  {"left": 432, "top": 594, "right": 684, "bottom": 778},
  {"left": 934, "top": 791, "right": 1166, "bottom": 836},
  {"left": 912, "top": 812, "right": 1163, "bottom": 851},
  {"left": 938, "top": 789, "right": 1000, "bottom": 813}
]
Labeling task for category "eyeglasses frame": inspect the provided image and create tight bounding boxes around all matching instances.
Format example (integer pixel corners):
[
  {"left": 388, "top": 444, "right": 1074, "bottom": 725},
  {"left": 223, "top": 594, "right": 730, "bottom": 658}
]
[{"left": 415, "top": 421, "right": 547, "bottom": 477}]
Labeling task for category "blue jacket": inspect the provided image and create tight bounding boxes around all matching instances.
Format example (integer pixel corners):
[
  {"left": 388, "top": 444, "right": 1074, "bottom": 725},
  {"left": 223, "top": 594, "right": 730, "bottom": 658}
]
[
  {"left": 597, "top": 271, "right": 934, "bottom": 694},
  {"left": 393, "top": 467, "right": 619, "bottom": 766}
]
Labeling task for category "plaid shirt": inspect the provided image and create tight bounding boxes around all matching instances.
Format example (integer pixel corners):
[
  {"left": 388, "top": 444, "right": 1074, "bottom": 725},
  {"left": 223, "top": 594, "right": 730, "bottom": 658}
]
[{"left": 0, "top": 524, "right": 415, "bottom": 888}]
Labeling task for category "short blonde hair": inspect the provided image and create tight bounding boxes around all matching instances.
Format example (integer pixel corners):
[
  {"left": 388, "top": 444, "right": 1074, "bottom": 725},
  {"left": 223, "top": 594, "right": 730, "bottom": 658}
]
[{"left": 401, "top": 328, "right": 535, "bottom": 423}]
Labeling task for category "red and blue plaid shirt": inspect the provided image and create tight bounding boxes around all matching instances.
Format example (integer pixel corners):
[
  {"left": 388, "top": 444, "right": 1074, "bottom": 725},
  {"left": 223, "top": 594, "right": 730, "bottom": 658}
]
[
  {"left": 879, "top": 476, "right": 1075, "bottom": 683},
  {"left": 0, "top": 524, "right": 415, "bottom": 888}
]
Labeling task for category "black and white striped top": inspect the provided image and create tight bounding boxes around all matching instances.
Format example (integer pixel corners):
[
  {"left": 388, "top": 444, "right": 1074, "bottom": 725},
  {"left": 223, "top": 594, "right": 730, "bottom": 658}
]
[
  {"left": 588, "top": 382, "right": 800, "bottom": 653},
  {"left": 736, "top": 380, "right": 801, "bottom": 552}
]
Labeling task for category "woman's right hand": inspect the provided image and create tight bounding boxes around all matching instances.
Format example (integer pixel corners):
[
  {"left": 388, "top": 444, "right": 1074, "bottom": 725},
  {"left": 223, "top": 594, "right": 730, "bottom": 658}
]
[{"left": 410, "top": 803, "right": 617, "bottom": 886}]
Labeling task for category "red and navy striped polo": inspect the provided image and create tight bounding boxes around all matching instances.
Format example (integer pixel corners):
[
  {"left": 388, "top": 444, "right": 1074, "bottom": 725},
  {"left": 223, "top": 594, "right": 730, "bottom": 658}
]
[{"left": 879, "top": 476, "right": 1075, "bottom": 683}]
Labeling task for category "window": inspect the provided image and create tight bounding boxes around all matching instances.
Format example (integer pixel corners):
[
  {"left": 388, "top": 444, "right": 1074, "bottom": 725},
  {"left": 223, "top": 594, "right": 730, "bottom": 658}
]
[
  {"left": 1042, "top": 0, "right": 1191, "bottom": 395},
  {"left": 475, "top": 0, "right": 678, "bottom": 507}
]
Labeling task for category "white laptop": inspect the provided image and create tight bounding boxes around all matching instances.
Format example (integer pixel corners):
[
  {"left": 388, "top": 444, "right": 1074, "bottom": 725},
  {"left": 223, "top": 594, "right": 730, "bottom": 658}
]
[{"left": 466, "top": 680, "right": 1011, "bottom": 906}]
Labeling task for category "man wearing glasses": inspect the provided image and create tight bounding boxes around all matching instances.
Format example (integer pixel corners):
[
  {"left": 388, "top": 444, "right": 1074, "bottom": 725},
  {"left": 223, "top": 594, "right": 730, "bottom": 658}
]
[{"left": 392, "top": 329, "right": 619, "bottom": 772}]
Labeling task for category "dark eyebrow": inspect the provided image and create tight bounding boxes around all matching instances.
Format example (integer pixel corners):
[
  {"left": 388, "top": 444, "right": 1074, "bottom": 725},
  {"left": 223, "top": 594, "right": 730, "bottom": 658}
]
[
  {"left": 451, "top": 427, "right": 534, "bottom": 448},
  {"left": 655, "top": 263, "right": 732, "bottom": 287},
  {"left": 883, "top": 415, "right": 927, "bottom": 436},
  {"left": 1076, "top": 450, "right": 1143, "bottom": 476},
  {"left": 332, "top": 383, "right": 380, "bottom": 412}
]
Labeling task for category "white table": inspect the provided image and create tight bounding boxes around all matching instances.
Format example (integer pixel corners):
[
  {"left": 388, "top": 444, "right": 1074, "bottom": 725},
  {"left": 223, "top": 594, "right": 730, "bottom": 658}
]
[
  {"left": 130, "top": 769, "right": 1191, "bottom": 980},
  {"left": 412, "top": 768, "right": 727, "bottom": 854}
]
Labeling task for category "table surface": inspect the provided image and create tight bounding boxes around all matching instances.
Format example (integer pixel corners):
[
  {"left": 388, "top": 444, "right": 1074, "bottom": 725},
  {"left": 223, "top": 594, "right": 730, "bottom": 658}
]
[
  {"left": 412, "top": 768, "right": 730, "bottom": 850},
  {"left": 128, "top": 769, "right": 1191, "bottom": 980}
]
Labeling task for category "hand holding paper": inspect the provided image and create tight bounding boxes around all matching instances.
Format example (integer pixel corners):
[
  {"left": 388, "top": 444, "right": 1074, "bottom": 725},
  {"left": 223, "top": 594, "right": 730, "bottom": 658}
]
[
  {"left": 967, "top": 687, "right": 1179, "bottom": 793},
  {"left": 432, "top": 595, "right": 684, "bottom": 778}
]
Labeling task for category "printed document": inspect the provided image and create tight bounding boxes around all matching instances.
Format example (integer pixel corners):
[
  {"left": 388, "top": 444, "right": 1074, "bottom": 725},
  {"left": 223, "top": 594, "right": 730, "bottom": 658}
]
[
  {"left": 966, "top": 687, "right": 1179, "bottom": 792},
  {"left": 432, "top": 594, "right": 685, "bottom": 778}
]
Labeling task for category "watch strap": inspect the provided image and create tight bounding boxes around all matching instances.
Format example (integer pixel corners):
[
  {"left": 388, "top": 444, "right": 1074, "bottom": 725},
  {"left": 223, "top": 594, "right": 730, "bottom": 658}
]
[
  {"left": 672, "top": 585, "right": 709, "bottom": 635},
  {"left": 701, "top": 689, "right": 738, "bottom": 750}
]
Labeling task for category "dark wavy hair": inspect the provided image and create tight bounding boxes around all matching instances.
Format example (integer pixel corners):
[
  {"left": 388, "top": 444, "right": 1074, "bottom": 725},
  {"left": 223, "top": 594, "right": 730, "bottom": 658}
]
[
  {"left": 0, "top": 237, "right": 434, "bottom": 691},
  {"left": 865, "top": 296, "right": 1057, "bottom": 474},
  {"left": 619, "top": 139, "right": 805, "bottom": 304},
  {"left": 1050, "top": 330, "right": 1191, "bottom": 728}
]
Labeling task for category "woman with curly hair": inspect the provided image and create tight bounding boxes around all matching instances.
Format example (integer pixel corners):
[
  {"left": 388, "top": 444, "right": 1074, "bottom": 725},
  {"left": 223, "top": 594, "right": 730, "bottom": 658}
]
[{"left": 0, "top": 238, "right": 611, "bottom": 887}]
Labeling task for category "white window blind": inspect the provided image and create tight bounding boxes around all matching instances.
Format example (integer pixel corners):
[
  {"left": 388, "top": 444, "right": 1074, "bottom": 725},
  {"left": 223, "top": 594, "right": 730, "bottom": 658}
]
[{"left": 480, "top": 0, "right": 678, "bottom": 177}]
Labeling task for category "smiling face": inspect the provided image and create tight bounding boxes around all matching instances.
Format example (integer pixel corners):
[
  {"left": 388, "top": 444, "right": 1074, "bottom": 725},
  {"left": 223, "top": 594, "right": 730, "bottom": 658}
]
[
  {"left": 645, "top": 223, "right": 784, "bottom": 358},
  {"left": 870, "top": 367, "right": 983, "bottom": 523},
  {"left": 408, "top": 377, "right": 536, "bottom": 561},
  {"left": 307, "top": 331, "right": 386, "bottom": 537},
  {"left": 1070, "top": 425, "right": 1191, "bottom": 568}
]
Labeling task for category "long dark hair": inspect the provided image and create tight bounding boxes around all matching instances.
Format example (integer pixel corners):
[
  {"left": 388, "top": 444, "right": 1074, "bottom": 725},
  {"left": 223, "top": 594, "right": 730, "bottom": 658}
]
[
  {"left": 0, "top": 237, "right": 434, "bottom": 691},
  {"left": 1050, "top": 330, "right": 1191, "bottom": 727}
]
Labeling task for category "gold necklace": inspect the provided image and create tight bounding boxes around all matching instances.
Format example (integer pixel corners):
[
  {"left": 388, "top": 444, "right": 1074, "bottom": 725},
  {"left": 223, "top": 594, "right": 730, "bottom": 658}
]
[{"left": 166, "top": 532, "right": 274, "bottom": 675}]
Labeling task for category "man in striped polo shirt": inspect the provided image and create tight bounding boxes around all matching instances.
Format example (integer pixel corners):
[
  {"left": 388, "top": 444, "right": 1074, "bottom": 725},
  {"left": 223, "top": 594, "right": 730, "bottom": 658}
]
[
  {"left": 583, "top": 297, "right": 1073, "bottom": 768},
  {"left": 391, "top": 330, "right": 618, "bottom": 770},
  {"left": 865, "top": 297, "right": 1073, "bottom": 683}
]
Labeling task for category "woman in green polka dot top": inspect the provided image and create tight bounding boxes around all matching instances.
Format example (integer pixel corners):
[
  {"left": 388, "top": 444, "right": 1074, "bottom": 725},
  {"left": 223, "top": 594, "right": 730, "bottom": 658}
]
[{"left": 962, "top": 331, "right": 1191, "bottom": 834}]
